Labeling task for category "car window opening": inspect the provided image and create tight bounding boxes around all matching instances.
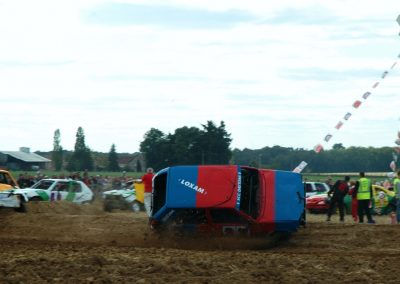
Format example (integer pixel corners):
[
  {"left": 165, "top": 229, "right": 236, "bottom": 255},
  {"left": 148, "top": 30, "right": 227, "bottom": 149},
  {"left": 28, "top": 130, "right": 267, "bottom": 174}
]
[
  {"left": 32, "top": 180, "right": 55, "bottom": 190},
  {"left": 153, "top": 172, "right": 167, "bottom": 214},
  {"left": 240, "top": 168, "right": 260, "bottom": 219}
]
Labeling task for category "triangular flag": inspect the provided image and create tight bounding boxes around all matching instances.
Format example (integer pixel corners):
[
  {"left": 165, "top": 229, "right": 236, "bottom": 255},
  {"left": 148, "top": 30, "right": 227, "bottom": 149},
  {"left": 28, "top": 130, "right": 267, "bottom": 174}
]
[
  {"left": 362, "top": 92, "right": 371, "bottom": 100},
  {"left": 335, "top": 121, "right": 344, "bottom": 130},
  {"left": 314, "top": 144, "right": 323, "bottom": 153},
  {"left": 352, "top": 100, "right": 362, "bottom": 108},
  {"left": 344, "top": 113, "right": 352, "bottom": 120},
  {"left": 324, "top": 134, "right": 333, "bottom": 142}
]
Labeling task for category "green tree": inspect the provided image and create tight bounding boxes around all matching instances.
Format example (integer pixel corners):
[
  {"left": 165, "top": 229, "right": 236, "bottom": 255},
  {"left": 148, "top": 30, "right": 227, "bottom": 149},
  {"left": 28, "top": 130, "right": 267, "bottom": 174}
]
[
  {"left": 169, "top": 126, "right": 202, "bottom": 165},
  {"left": 51, "top": 129, "right": 63, "bottom": 171},
  {"left": 107, "top": 144, "right": 120, "bottom": 171},
  {"left": 332, "top": 143, "right": 345, "bottom": 150},
  {"left": 140, "top": 128, "right": 170, "bottom": 171},
  {"left": 139, "top": 121, "right": 233, "bottom": 170},
  {"left": 199, "top": 121, "right": 232, "bottom": 164},
  {"left": 67, "top": 127, "right": 94, "bottom": 171}
]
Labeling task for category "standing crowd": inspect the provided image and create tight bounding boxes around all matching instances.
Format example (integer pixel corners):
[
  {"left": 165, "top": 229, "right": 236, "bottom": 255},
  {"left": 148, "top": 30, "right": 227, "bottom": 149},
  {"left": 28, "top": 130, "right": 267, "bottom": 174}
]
[{"left": 326, "top": 171, "right": 400, "bottom": 224}]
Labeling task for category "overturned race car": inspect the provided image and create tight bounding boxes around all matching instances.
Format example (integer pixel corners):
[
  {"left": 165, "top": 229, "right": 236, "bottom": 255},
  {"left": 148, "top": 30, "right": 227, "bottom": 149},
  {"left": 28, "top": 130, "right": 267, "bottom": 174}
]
[{"left": 149, "top": 165, "right": 305, "bottom": 238}]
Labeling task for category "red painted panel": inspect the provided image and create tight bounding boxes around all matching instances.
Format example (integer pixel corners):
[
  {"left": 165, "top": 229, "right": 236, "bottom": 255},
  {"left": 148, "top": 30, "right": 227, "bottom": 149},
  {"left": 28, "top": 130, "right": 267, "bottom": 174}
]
[
  {"left": 196, "top": 165, "right": 238, "bottom": 208},
  {"left": 259, "top": 170, "right": 275, "bottom": 223}
]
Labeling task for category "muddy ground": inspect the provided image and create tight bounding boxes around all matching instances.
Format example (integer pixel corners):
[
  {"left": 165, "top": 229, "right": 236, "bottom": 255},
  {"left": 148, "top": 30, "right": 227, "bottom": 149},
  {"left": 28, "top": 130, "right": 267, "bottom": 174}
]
[{"left": 0, "top": 202, "right": 399, "bottom": 283}]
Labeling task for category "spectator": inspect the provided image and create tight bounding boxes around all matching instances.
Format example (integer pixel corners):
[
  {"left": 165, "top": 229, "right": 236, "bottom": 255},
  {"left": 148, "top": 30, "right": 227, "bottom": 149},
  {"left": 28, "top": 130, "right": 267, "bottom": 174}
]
[
  {"left": 142, "top": 168, "right": 154, "bottom": 216},
  {"left": 394, "top": 171, "right": 400, "bottom": 223},
  {"left": 348, "top": 181, "right": 358, "bottom": 222},
  {"left": 325, "top": 177, "right": 334, "bottom": 189},
  {"left": 327, "top": 176, "right": 350, "bottom": 222},
  {"left": 356, "top": 172, "right": 375, "bottom": 224}
]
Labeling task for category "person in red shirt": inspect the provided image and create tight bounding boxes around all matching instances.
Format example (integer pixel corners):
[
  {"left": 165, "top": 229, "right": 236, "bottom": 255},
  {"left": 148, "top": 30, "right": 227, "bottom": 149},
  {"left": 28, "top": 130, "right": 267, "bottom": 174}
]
[
  {"left": 326, "top": 176, "right": 350, "bottom": 222},
  {"left": 141, "top": 168, "right": 154, "bottom": 216}
]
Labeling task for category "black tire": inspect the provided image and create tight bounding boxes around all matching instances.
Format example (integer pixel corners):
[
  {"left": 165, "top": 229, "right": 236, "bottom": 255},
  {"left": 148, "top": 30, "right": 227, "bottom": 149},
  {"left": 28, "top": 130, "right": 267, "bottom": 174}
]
[
  {"left": 29, "top": 196, "right": 42, "bottom": 202},
  {"left": 14, "top": 196, "right": 27, "bottom": 213},
  {"left": 131, "top": 201, "right": 141, "bottom": 212},
  {"left": 300, "top": 211, "right": 306, "bottom": 227},
  {"left": 103, "top": 201, "right": 113, "bottom": 212}
]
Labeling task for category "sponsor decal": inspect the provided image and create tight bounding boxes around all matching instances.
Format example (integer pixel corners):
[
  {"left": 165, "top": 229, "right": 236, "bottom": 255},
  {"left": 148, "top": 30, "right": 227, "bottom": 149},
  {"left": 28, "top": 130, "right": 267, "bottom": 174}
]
[
  {"left": 236, "top": 166, "right": 242, "bottom": 209},
  {"left": 178, "top": 179, "right": 206, "bottom": 194}
]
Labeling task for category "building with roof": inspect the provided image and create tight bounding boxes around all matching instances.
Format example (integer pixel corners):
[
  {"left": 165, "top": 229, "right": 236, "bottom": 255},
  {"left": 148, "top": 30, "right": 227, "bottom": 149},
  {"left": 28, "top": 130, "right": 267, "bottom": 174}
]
[{"left": 0, "top": 147, "right": 51, "bottom": 170}]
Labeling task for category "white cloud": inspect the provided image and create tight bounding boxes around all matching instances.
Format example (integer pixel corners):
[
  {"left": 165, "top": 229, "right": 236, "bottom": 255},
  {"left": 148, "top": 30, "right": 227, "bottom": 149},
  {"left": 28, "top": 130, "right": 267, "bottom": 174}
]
[{"left": 0, "top": 0, "right": 399, "bottom": 153}]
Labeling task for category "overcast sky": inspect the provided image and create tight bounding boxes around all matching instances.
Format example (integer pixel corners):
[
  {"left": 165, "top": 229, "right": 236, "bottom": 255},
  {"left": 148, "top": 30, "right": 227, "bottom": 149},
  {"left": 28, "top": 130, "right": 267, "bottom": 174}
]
[{"left": 1, "top": 0, "right": 399, "bottom": 153}]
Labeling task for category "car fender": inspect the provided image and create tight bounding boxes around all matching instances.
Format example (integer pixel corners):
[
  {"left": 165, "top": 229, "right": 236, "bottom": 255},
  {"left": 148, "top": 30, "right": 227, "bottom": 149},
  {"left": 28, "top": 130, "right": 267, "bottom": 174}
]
[{"left": 11, "top": 189, "right": 29, "bottom": 202}]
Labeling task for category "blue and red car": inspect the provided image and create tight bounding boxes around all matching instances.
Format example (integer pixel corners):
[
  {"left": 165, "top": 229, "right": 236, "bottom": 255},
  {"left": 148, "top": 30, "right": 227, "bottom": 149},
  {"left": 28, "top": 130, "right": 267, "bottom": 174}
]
[{"left": 150, "top": 165, "right": 305, "bottom": 237}]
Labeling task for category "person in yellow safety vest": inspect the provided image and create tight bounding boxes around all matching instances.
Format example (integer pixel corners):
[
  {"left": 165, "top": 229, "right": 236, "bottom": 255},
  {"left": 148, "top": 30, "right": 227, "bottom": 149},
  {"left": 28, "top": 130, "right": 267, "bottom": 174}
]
[
  {"left": 356, "top": 172, "right": 375, "bottom": 224},
  {"left": 394, "top": 171, "right": 400, "bottom": 223}
]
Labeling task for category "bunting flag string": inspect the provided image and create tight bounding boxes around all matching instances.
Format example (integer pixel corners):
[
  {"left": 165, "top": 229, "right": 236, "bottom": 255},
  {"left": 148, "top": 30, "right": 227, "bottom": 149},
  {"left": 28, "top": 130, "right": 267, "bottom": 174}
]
[
  {"left": 311, "top": 52, "right": 399, "bottom": 156},
  {"left": 292, "top": 18, "right": 400, "bottom": 173}
]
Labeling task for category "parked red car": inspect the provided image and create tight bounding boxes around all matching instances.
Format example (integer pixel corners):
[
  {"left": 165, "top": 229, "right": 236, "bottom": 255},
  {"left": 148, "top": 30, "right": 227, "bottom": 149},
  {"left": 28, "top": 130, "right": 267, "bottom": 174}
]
[{"left": 306, "top": 193, "right": 329, "bottom": 213}]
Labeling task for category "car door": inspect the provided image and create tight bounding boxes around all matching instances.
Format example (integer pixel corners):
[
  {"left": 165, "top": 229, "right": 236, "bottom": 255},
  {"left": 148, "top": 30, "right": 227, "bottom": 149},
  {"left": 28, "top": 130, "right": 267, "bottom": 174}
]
[
  {"left": 315, "top": 183, "right": 329, "bottom": 194},
  {"left": 50, "top": 181, "right": 70, "bottom": 201},
  {"left": 305, "top": 183, "right": 315, "bottom": 198},
  {"left": 69, "top": 182, "right": 92, "bottom": 204}
]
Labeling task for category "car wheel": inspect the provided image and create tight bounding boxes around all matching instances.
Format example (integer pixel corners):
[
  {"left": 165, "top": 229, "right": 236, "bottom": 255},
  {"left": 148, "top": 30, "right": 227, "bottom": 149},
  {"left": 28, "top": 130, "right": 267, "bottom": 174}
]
[
  {"left": 29, "top": 196, "right": 42, "bottom": 202},
  {"left": 14, "top": 196, "right": 27, "bottom": 213},
  {"left": 131, "top": 201, "right": 141, "bottom": 213},
  {"left": 103, "top": 201, "right": 113, "bottom": 212}
]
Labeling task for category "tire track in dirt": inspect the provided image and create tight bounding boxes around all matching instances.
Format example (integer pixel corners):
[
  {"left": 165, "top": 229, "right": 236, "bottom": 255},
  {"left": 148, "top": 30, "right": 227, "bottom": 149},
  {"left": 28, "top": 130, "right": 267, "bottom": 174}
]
[{"left": 0, "top": 202, "right": 399, "bottom": 283}]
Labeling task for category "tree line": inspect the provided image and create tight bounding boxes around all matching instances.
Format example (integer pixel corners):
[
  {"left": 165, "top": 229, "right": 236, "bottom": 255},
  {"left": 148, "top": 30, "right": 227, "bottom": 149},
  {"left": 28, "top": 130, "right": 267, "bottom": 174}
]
[
  {"left": 232, "top": 143, "right": 394, "bottom": 173},
  {"left": 139, "top": 121, "right": 232, "bottom": 171},
  {"left": 50, "top": 123, "right": 395, "bottom": 173},
  {"left": 51, "top": 127, "right": 120, "bottom": 172}
]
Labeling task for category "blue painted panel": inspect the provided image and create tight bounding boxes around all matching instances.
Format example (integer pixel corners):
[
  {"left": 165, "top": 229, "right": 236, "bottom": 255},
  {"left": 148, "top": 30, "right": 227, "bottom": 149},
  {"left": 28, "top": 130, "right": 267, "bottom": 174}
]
[
  {"left": 274, "top": 171, "right": 304, "bottom": 223},
  {"left": 276, "top": 221, "right": 300, "bottom": 232},
  {"left": 166, "top": 166, "right": 198, "bottom": 208}
]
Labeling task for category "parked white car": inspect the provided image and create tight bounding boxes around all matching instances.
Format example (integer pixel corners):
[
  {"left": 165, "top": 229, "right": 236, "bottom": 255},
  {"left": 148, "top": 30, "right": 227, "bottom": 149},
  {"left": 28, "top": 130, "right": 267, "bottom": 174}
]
[
  {"left": 19, "top": 179, "right": 94, "bottom": 204},
  {"left": 304, "top": 182, "right": 330, "bottom": 198}
]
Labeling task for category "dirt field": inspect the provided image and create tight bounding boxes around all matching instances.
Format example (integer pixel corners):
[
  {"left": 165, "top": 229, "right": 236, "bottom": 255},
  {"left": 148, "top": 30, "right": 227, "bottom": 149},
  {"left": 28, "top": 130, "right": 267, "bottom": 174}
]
[{"left": 0, "top": 202, "right": 399, "bottom": 283}]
